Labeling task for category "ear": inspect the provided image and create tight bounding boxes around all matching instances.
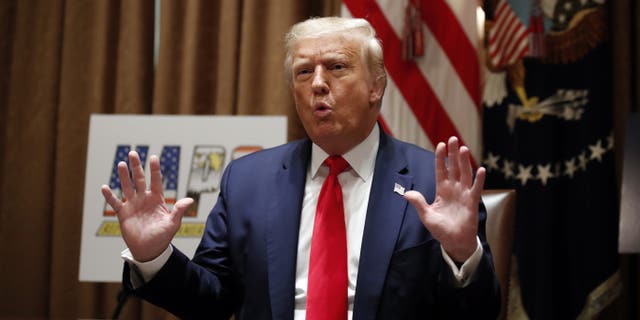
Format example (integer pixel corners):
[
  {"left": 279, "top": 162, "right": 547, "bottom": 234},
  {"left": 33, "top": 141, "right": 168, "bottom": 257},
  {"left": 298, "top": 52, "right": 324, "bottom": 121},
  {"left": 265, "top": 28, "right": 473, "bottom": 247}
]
[{"left": 369, "top": 75, "right": 386, "bottom": 107}]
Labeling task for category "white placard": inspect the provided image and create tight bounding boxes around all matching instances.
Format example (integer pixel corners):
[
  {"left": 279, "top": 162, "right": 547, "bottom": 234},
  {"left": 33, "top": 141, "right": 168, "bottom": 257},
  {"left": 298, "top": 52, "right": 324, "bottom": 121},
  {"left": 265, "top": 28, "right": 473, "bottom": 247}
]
[{"left": 79, "top": 114, "right": 287, "bottom": 282}]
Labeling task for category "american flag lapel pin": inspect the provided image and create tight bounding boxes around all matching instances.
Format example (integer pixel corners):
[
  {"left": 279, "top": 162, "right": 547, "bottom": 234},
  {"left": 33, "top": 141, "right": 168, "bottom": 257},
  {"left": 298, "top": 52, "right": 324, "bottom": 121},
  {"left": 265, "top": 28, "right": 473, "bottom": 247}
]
[{"left": 393, "top": 183, "right": 405, "bottom": 196}]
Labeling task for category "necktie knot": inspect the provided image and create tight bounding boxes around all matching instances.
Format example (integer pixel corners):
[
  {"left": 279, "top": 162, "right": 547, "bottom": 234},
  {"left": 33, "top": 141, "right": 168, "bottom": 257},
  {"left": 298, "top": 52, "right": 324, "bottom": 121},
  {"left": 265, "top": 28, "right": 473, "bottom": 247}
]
[{"left": 324, "top": 155, "right": 350, "bottom": 176}]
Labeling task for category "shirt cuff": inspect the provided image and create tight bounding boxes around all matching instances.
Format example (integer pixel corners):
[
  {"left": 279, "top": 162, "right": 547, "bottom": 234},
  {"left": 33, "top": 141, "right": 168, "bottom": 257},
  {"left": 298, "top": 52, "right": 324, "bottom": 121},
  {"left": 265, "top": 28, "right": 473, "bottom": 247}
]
[
  {"left": 121, "top": 245, "right": 173, "bottom": 286},
  {"left": 441, "top": 237, "right": 483, "bottom": 287}
]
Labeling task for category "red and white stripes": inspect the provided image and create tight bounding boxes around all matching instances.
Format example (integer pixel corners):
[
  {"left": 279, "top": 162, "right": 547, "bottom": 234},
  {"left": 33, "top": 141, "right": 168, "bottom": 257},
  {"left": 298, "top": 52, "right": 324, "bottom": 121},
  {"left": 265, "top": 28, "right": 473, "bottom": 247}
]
[
  {"left": 342, "top": 0, "right": 482, "bottom": 165},
  {"left": 488, "top": 0, "right": 529, "bottom": 67}
]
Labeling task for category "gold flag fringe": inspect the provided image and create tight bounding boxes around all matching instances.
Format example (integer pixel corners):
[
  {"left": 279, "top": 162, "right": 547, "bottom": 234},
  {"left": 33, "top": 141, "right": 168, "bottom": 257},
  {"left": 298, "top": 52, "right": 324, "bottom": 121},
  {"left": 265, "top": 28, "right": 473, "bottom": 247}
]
[{"left": 506, "top": 254, "right": 622, "bottom": 320}]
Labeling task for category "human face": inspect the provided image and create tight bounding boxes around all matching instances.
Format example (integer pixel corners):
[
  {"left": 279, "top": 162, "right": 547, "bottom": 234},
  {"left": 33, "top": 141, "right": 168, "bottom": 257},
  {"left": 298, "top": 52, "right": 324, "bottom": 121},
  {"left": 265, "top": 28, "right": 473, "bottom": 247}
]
[{"left": 290, "top": 34, "right": 384, "bottom": 155}]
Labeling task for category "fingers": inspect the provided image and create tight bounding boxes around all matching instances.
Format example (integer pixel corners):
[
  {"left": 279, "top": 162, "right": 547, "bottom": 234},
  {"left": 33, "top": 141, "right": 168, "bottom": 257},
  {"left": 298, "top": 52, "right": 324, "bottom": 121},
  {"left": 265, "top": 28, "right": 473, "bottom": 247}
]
[
  {"left": 459, "top": 146, "right": 473, "bottom": 187},
  {"left": 447, "top": 137, "right": 460, "bottom": 181},
  {"left": 129, "top": 151, "right": 147, "bottom": 192},
  {"left": 149, "top": 155, "right": 163, "bottom": 194},
  {"left": 101, "top": 184, "right": 123, "bottom": 213},
  {"left": 434, "top": 142, "right": 447, "bottom": 185},
  {"left": 172, "top": 197, "right": 195, "bottom": 223},
  {"left": 439, "top": 136, "right": 475, "bottom": 188},
  {"left": 404, "top": 190, "right": 429, "bottom": 215},
  {"left": 118, "top": 161, "right": 135, "bottom": 200},
  {"left": 471, "top": 167, "right": 486, "bottom": 199}
]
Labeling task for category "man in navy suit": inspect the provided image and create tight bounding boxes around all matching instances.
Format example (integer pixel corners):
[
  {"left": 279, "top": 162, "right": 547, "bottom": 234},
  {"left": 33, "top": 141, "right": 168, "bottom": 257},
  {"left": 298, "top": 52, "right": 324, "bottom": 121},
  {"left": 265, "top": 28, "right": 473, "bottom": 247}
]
[{"left": 102, "top": 16, "right": 499, "bottom": 319}]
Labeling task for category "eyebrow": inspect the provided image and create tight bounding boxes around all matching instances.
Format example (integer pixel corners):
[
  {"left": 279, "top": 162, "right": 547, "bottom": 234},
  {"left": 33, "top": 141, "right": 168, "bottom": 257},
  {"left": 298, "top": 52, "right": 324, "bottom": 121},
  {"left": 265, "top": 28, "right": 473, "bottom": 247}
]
[{"left": 292, "top": 52, "right": 353, "bottom": 68}]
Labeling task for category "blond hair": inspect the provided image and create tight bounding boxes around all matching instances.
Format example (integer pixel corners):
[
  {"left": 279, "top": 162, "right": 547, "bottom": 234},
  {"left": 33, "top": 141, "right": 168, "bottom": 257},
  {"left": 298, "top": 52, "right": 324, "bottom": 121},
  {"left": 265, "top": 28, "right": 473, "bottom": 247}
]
[{"left": 284, "top": 17, "right": 386, "bottom": 86}]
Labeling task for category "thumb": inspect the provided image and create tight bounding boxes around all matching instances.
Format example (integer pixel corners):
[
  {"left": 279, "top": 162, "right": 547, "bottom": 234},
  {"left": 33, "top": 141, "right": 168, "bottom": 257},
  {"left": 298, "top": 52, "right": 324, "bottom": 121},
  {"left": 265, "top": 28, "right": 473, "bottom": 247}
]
[
  {"left": 171, "top": 197, "right": 194, "bottom": 222},
  {"left": 403, "top": 190, "right": 429, "bottom": 214}
]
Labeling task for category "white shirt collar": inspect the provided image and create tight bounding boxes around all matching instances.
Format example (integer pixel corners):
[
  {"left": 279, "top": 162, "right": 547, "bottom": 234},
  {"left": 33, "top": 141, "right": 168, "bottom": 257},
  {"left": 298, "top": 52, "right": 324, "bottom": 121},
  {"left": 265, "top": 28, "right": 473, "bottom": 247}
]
[{"left": 310, "top": 124, "right": 379, "bottom": 182}]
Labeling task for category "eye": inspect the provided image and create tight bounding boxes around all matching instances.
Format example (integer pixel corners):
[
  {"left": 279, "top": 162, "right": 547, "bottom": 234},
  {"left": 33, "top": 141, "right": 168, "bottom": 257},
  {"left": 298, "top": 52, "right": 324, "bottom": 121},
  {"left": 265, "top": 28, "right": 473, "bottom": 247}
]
[
  {"left": 295, "top": 68, "right": 312, "bottom": 80},
  {"left": 331, "top": 64, "right": 345, "bottom": 71}
]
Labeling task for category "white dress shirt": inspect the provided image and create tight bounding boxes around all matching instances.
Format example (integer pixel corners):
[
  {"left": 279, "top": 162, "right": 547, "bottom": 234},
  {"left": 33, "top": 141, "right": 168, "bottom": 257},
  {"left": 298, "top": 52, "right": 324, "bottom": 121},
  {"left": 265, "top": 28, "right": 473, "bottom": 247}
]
[
  {"left": 293, "top": 124, "right": 379, "bottom": 319},
  {"left": 123, "top": 125, "right": 483, "bottom": 319}
]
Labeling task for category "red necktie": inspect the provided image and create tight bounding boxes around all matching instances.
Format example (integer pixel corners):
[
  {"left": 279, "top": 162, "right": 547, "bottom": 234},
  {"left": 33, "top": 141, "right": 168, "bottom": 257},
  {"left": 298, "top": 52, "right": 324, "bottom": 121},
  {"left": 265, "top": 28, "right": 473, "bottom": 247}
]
[{"left": 306, "top": 155, "right": 350, "bottom": 320}]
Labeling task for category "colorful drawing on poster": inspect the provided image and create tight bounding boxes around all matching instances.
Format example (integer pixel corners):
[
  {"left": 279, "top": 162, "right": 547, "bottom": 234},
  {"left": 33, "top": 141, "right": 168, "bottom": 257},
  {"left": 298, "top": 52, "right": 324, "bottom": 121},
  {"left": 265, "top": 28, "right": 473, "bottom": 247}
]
[
  {"left": 159, "top": 146, "right": 180, "bottom": 211},
  {"left": 232, "top": 145, "right": 263, "bottom": 160},
  {"left": 185, "top": 146, "right": 226, "bottom": 217}
]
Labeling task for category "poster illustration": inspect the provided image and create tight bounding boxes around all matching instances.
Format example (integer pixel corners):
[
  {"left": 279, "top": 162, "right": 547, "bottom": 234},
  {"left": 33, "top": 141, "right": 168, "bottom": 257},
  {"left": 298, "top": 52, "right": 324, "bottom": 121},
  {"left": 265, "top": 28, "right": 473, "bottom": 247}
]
[{"left": 80, "top": 115, "right": 286, "bottom": 282}]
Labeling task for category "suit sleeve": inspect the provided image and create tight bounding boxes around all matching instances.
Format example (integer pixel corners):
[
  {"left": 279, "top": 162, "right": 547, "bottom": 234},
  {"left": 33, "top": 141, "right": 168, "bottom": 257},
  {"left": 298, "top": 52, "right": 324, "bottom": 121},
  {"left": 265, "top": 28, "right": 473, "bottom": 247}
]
[{"left": 434, "top": 201, "right": 501, "bottom": 318}]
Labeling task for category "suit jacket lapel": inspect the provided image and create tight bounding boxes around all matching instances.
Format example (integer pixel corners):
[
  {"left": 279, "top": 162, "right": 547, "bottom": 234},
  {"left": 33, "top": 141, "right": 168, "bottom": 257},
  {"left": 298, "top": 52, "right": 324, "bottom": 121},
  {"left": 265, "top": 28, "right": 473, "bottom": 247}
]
[
  {"left": 353, "top": 131, "right": 413, "bottom": 320},
  {"left": 266, "top": 140, "right": 311, "bottom": 320}
]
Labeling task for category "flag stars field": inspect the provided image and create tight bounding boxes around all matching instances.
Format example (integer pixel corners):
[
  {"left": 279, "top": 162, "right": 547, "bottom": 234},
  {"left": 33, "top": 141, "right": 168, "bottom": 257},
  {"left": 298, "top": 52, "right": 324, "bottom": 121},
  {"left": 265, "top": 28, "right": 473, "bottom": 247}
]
[
  {"left": 589, "top": 140, "right": 606, "bottom": 162},
  {"left": 483, "top": 132, "right": 614, "bottom": 186},
  {"left": 536, "top": 164, "right": 554, "bottom": 186},
  {"left": 516, "top": 164, "right": 533, "bottom": 186},
  {"left": 484, "top": 152, "right": 500, "bottom": 171}
]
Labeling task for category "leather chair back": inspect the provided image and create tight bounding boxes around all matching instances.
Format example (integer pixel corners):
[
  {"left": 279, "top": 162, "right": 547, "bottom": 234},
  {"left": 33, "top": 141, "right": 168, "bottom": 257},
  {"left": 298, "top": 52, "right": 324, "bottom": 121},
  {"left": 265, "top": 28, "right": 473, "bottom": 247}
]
[{"left": 482, "top": 189, "right": 516, "bottom": 320}]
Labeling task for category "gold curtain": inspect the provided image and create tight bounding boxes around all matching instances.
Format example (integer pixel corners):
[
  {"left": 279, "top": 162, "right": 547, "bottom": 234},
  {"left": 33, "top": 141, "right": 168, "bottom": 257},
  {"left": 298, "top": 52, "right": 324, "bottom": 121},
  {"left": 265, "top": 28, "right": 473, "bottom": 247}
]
[{"left": 0, "top": 0, "right": 339, "bottom": 318}]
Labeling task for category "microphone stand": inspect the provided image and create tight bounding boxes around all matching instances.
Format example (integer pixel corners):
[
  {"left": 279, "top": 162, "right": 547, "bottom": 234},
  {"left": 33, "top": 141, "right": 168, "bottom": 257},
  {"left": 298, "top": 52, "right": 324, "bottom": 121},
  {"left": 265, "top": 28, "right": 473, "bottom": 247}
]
[{"left": 111, "top": 286, "right": 130, "bottom": 319}]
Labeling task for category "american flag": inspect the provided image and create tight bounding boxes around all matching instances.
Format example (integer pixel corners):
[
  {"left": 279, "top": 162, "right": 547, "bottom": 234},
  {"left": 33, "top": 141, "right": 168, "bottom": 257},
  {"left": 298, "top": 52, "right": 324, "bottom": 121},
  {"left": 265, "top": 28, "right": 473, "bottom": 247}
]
[
  {"left": 488, "top": 0, "right": 530, "bottom": 68},
  {"left": 342, "top": 0, "right": 482, "bottom": 165},
  {"left": 160, "top": 146, "right": 180, "bottom": 209},
  {"left": 104, "top": 145, "right": 149, "bottom": 216}
]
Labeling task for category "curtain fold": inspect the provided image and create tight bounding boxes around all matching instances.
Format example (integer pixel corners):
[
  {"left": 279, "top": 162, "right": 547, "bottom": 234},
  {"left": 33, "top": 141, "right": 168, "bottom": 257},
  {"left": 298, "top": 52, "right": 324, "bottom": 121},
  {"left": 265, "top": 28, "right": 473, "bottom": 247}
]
[
  {"left": 47, "top": 0, "right": 162, "bottom": 318},
  {"left": 236, "top": 1, "right": 307, "bottom": 141},
  {"left": 0, "top": 0, "right": 336, "bottom": 318},
  {"left": 0, "top": 0, "right": 65, "bottom": 316},
  {"left": 153, "top": 0, "right": 229, "bottom": 115}
]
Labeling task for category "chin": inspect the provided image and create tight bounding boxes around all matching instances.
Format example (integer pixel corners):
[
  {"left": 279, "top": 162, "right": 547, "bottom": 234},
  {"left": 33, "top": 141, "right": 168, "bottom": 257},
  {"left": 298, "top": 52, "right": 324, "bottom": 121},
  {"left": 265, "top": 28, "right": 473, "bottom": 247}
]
[{"left": 314, "top": 124, "right": 344, "bottom": 139}]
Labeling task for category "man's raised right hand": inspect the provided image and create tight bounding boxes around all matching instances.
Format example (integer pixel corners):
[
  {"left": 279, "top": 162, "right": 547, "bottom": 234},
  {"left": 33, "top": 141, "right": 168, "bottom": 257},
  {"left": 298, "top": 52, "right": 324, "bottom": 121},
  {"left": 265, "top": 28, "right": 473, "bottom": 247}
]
[{"left": 101, "top": 151, "right": 194, "bottom": 262}]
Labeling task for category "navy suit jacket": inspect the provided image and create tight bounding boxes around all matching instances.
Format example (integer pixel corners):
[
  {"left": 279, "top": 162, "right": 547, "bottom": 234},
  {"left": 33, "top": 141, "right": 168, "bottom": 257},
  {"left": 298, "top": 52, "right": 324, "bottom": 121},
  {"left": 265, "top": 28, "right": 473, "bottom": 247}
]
[{"left": 125, "top": 129, "right": 500, "bottom": 319}]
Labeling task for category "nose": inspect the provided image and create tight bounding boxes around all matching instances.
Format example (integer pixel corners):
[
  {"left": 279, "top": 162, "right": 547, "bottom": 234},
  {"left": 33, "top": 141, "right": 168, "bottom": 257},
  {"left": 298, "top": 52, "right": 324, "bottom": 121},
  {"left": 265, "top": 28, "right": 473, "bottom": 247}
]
[{"left": 311, "top": 65, "right": 329, "bottom": 95}]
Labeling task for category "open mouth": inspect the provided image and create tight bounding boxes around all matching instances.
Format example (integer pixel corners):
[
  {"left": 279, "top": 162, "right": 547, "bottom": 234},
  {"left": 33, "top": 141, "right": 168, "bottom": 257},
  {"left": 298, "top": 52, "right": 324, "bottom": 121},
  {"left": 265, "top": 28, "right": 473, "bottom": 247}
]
[
  {"left": 313, "top": 102, "right": 332, "bottom": 117},
  {"left": 314, "top": 101, "right": 331, "bottom": 111}
]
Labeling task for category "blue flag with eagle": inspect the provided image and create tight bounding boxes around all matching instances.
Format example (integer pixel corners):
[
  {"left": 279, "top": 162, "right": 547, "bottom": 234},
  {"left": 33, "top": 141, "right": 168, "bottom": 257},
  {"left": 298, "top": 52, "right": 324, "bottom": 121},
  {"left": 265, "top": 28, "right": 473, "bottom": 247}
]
[{"left": 482, "top": 0, "right": 621, "bottom": 318}]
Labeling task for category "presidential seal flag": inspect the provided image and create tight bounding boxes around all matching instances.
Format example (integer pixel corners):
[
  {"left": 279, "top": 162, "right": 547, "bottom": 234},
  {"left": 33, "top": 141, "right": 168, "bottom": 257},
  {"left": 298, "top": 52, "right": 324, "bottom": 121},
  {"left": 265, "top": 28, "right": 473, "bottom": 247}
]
[{"left": 482, "top": 0, "right": 621, "bottom": 318}]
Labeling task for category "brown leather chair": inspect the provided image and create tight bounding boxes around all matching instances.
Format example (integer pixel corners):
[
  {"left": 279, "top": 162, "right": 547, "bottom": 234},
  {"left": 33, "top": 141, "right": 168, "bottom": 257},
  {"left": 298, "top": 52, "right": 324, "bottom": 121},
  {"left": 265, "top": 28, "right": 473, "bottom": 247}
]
[{"left": 482, "top": 189, "right": 516, "bottom": 320}]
